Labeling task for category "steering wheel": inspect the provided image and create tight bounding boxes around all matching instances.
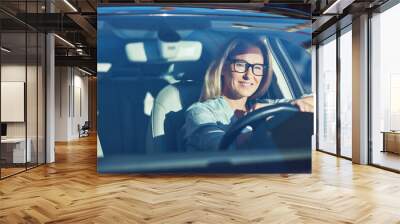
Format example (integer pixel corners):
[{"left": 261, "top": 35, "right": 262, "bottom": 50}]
[{"left": 219, "top": 103, "right": 310, "bottom": 150}]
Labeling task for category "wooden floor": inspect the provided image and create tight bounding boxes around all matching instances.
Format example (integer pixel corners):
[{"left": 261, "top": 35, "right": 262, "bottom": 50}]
[
  {"left": 1, "top": 167, "right": 26, "bottom": 178},
  {"left": 372, "top": 150, "right": 400, "bottom": 171},
  {"left": 1, "top": 163, "right": 44, "bottom": 178},
  {"left": 1, "top": 135, "right": 400, "bottom": 223}
]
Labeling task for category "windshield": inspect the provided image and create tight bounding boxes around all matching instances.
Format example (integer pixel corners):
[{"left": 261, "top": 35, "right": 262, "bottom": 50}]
[{"left": 97, "top": 6, "right": 312, "bottom": 173}]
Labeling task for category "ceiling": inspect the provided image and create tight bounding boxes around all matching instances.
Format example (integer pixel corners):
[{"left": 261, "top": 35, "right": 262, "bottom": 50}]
[{"left": 0, "top": 0, "right": 390, "bottom": 74}]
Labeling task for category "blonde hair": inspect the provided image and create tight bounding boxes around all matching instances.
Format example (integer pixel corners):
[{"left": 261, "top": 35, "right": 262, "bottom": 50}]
[{"left": 199, "top": 37, "right": 273, "bottom": 102}]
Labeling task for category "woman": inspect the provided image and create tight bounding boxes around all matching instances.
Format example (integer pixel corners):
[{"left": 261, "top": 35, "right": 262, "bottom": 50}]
[{"left": 180, "top": 36, "right": 313, "bottom": 151}]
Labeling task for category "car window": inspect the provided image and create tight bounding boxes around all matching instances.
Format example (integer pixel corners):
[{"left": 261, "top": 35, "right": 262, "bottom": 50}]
[
  {"left": 266, "top": 39, "right": 293, "bottom": 99},
  {"left": 276, "top": 38, "right": 312, "bottom": 95}
]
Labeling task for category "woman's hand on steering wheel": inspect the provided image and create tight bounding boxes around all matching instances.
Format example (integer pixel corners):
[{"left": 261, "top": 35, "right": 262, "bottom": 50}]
[
  {"left": 252, "top": 95, "right": 314, "bottom": 113},
  {"left": 219, "top": 103, "right": 302, "bottom": 150},
  {"left": 291, "top": 95, "right": 314, "bottom": 113}
]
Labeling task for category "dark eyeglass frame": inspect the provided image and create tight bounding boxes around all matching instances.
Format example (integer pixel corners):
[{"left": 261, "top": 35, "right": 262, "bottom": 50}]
[{"left": 227, "top": 59, "right": 267, "bottom": 77}]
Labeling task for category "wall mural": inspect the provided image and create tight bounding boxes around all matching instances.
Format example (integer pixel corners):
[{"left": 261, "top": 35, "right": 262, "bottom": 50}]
[{"left": 97, "top": 4, "right": 312, "bottom": 173}]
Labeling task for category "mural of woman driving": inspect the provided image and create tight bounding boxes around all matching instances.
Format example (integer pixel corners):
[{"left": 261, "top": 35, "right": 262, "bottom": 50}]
[{"left": 180, "top": 36, "right": 313, "bottom": 151}]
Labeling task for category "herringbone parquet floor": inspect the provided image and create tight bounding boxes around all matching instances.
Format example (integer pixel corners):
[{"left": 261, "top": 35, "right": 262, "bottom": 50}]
[{"left": 1, "top": 135, "right": 400, "bottom": 224}]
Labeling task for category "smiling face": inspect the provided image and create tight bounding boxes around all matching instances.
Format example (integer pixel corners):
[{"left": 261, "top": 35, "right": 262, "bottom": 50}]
[{"left": 222, "top": 46, "right": 264, "bottom": 100}]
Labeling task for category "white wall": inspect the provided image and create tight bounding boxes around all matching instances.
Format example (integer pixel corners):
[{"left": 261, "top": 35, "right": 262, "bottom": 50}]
[
  {"left": 55, "top": 67, "right": 89, "bottom": 141},
  {"left": 55, "top": 66, "right": 69, "bottom": 141},
  {"left": 1, "top": 65, "right": 37, "bottom": 138},
  {"left": 72, "top": 73, "right": 89, "bottom": 138},
  {"left": 46, "top": 32, "right": 55, "bottom": 163},
  {"left": 1, "top": 64, "right": 26, "bottom": 81}
]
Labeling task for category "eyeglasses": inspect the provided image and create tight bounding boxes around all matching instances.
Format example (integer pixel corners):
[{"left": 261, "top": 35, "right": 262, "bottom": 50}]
[{"left": 228, "top": 59, "right": 266, "bottom": 76}]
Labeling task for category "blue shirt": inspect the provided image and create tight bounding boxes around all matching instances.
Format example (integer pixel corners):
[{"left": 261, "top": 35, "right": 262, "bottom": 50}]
[{"left": 180, "top": 96, "right": 291, "bottom": 151}]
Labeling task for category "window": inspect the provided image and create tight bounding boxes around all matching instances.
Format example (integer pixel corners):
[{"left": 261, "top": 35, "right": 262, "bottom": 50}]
[
  {"left": 371, "top": 3, "right": 400, "bottom": 171},
  {"left": 339, "top": 27, "right": 352, "bottom": 158},
  {"left": 317, "top": 35, "right": 337, "bottom": 154}
]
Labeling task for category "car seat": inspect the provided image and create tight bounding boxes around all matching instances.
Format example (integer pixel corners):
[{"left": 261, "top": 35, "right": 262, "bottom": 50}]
[{"left": 146, "top": 81, "right": 202, "bottom": 153}]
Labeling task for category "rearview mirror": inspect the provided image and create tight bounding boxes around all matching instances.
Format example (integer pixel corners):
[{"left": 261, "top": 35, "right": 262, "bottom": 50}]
[{"left": 125, "top": 40, "right": 202, "bottom": 63}]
